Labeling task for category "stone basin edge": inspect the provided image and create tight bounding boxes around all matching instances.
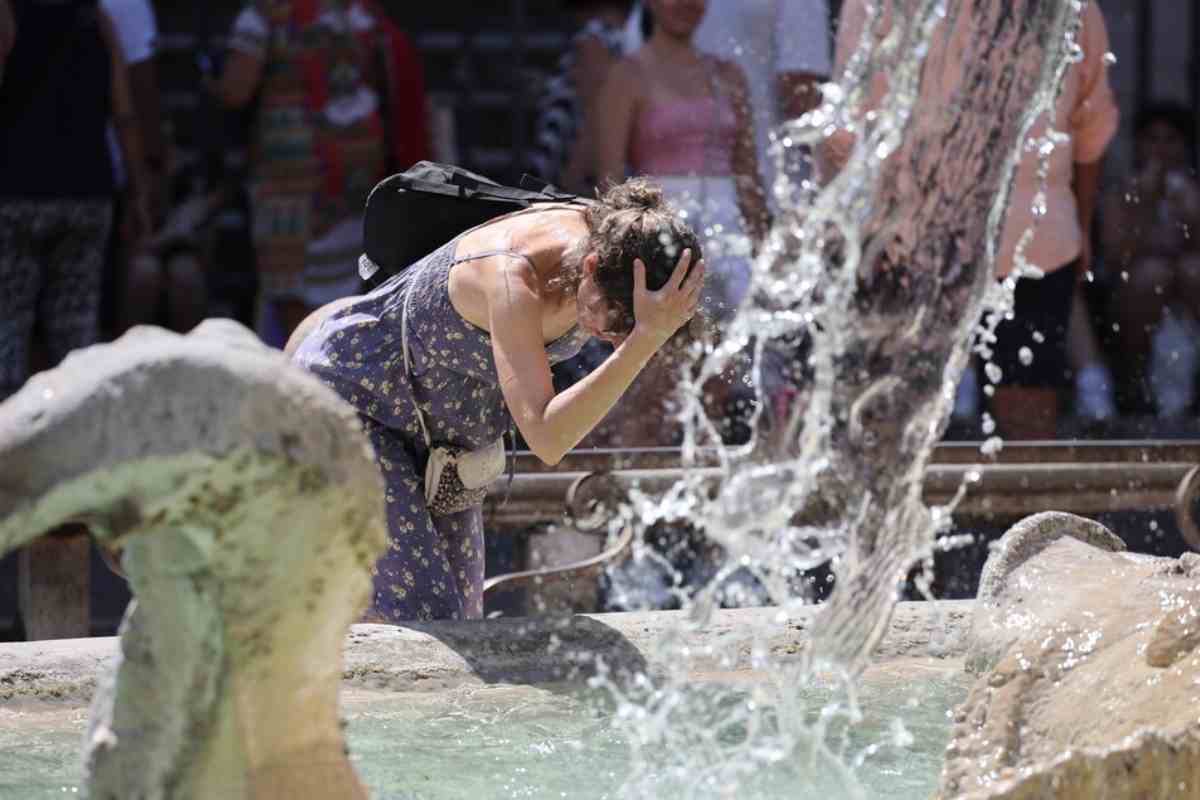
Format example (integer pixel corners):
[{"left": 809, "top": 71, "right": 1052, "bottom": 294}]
[{"left": 0, "top": 599, "right": 974, "bottom": 702}]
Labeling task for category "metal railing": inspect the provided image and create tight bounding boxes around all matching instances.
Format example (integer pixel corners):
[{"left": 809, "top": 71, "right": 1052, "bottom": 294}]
[{"left": 482, "top": 441, "right": 1200, "bottom": 591}]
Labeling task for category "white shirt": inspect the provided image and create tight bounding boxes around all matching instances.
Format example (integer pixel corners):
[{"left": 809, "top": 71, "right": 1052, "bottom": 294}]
[{"left": 100, "top": 0, "right": 157, "bottom": 64}]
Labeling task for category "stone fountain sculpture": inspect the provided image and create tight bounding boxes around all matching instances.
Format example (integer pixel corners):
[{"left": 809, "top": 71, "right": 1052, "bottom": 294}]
[
  {"left": 940, "top": 511, "right": 1200, "bottom": 799},
  {"left": 0, "top": 321, "right": 387, "bottom": 799}
]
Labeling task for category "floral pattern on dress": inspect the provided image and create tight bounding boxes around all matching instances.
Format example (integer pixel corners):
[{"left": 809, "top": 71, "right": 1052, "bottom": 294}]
[{"left": 294, "top": 238, "right": 588, "bottom": 620}]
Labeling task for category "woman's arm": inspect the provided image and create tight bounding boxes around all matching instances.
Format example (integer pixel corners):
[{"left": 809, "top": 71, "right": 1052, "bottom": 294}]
[
  {"left": 591, "top": 57, "right": 642, "bottom": 190},
  {"left": 0, "top": 0, "right": 14, "bottom": 86},
  {"left": 488, "top": 252, "right": 704, "bottom": 465},
  {"left": 214, "top": 50, "right": 266, "bottom": 109},
  {"left": 211, "top": 8, "right": 269, "bottom": 109},
  {"left": 561, "top": 33, "right": 617, "bottom": 191},
  {"left": 1072, "top": 158, "right": 1104, "bottom": 277},
  {"left": 721, "top": 60, "right": 770, "bottom": 247},
  {"left": 99, "top": 9, "right": 152, "bottom": 243}
]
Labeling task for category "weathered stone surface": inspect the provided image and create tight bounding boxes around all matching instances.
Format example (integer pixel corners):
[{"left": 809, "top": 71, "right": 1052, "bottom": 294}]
[
  {"left": 0, "top": 321, "right": 388, "bottom": 800},
  {"left": 940, "top": 511, "right": 1200, "bottom": 800}
]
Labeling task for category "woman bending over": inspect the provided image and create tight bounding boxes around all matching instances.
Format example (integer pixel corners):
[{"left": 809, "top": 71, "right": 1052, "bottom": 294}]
[{"left": 291, "top": 179, "right": 704, "bottom": 621}]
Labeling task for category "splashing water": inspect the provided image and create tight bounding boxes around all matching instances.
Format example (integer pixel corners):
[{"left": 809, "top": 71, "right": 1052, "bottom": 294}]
[{"left": 603, "top": 1, "right": 1091, "bottom": 797}]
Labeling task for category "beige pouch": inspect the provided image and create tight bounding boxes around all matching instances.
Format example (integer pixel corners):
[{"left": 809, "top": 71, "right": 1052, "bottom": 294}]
[{"left": 403, "top": 287, "right": 506, "bottom": 516}]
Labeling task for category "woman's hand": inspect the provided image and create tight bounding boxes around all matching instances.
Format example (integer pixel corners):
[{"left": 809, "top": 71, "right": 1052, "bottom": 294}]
[{"left": 632, "top": 249, "right": 705, "bottom": 347}]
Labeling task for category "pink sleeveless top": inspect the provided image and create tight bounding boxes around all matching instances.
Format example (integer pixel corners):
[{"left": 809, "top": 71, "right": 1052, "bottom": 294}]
[{"left": 630, "top": 96, "right": 737, "bottom": 176}]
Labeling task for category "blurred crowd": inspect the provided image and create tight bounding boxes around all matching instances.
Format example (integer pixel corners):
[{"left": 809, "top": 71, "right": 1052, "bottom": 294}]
[{"left": 1, "top": 0, "right": 1195, "bottom": 441}]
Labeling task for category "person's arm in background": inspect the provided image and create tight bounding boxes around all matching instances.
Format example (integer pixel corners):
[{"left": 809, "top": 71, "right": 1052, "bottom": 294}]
[
  {"left": 815, "top": 0, "right": 882, "bottom": 181},
  {"left": 562, "top": 32, "right": 619, "bottom": 192},
  {"left": 212, "top": 7, "right": 268, "bottom": 109},
  {"left": 1066, "top": 4, "right": 1121, "bottom": 420},
  {"left": 98, "top": 9, "right": 152, "bottom": 244},
  {"left": 1066, "top": 156, "right": 1112, "bottom": 404},
  {"left": 126, "top": 3, "right": 166, "bottom": 224},
  {"left": 0, "top": 0, "right": 14, "bottom": 86},
  {"left": 590, "top": 57, "right": 643, "bottom": 190},
  {"left": 722, "top": 60, "right": 770, "bottom": 247},
  {"left": 105, "top": 0, "right": 168, "bottom": 225},
  {"left": 776, "top": 0, "right": 831, "bottom": 120},
  {"left": 1069, "top": 4, "right": 1120, "bottom": 280},
  {"left": 1072, "top": 159, "right": 1103, "bottom": 279}
]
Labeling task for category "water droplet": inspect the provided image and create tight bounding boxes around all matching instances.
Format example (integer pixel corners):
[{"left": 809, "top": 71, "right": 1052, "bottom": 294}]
[
  {"left": 984, "top": 363, "right": 1003, "bottom": 384},
  {"left": 1018, "top": 347, "right": 1033, "bottom": 366},
  {"left": 1103, "top": 51, "right": 1117, "bottom": 65}
]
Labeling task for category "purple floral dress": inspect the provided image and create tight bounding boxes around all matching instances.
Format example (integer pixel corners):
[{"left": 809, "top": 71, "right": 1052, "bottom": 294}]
[{"left": 293, "top": 238, "right": 588, "bottom": 620}]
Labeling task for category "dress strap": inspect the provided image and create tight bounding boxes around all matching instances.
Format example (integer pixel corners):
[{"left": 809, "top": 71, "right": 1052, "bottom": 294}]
[{"left": 451, "top": 249, "right": 536, "bottom": 269}]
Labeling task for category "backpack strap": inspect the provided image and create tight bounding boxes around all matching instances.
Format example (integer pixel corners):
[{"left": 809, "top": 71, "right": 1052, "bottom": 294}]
[{"left": 400, "top": 284, "right": 433, "bottom": 448}]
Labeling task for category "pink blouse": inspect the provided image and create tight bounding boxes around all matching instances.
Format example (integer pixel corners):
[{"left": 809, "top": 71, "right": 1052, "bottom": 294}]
[{"left": 630, "top": 96, "right": 737, "bottom": 176}]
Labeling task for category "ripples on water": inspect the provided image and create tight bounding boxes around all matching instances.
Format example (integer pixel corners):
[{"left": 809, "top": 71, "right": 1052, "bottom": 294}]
[{"left": 0, "top": 670, "right": 968, "bottom": 800}]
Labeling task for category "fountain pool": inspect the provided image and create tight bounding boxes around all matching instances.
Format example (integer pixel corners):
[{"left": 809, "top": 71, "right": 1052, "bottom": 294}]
[{"left": 0, "top": 603, "right": 972, "bottom": 800}]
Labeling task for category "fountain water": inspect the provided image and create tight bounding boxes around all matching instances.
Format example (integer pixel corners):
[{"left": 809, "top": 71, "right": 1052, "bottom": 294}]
[{"left": 603, "top": 0, "right": 1093, "bottom": 795}]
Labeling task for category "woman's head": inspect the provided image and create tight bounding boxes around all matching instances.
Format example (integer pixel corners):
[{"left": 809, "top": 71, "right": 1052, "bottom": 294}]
[
  {"left": 565, "top": 178, "right": 702, "bottom": 343},
  {"left": 646, "top": 0, "right": 706, "bottom": 42}
]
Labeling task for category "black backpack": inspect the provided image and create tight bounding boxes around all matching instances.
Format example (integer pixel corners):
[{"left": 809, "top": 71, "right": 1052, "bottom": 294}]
[{"left": 359, "top": 161, "right": 588, "bottom": 285}]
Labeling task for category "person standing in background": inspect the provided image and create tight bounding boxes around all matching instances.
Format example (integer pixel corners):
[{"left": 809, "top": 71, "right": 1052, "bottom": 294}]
[
  {"left": 100, "top": 0, "right": 207, "bottom": 337},
  {"left": 592, "top": 0, "right": 768, "bottom": 446},
  {"left": 693, "top": 0, "right": 831, "bottom": 202},
  {"left": 622, "top": 0, "right": 832, "bottom": 199},
  {"left": 826, "top": 0, "right": 1119, "bottom": 441},
  {"left": 0, "top": 0, "right": 148, "bottom": 401},
  {"left": 214, "top": 0, "right": 429, "bottom": 349},
  {"left": 1098, "top": 102, "right": 1200, "bottom": 419},
  {"left": 530, "top": 0, "right": 633, "bottom": 192}
]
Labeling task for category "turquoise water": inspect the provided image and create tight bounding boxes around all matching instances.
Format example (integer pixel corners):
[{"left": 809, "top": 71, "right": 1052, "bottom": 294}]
[{"left": 0, "top": 665, "right": 966, "bottom": 799}]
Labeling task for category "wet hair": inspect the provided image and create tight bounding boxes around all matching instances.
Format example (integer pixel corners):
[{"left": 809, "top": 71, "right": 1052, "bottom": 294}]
[
  {"left": 551, "top": 178, "right": 702, "bottom": 334},
  {"left": 1134, "top": 101, "right": 1197, "bottom": 166}
]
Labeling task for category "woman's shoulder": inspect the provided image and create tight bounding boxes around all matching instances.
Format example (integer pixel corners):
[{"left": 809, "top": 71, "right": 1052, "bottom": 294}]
[
  {"left": 610, "top": 50, "right": 649, "bottom": 82},
  {"left": 599, "top": 51, "right": 649, "bottom": 103}
]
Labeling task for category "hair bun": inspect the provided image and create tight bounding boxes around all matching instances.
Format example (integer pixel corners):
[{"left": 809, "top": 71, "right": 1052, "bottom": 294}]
[{"left": 601, "top": 178, "right": 664, "bottom": 212}]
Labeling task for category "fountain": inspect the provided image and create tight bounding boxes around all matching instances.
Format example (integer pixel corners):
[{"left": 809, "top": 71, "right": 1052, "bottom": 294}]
[
  {"left": 1, "top": 1, "right": 1197, "bottom": 798},
  {"left": 0, "top": 321, "right": 387, "bottom": 798}
]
